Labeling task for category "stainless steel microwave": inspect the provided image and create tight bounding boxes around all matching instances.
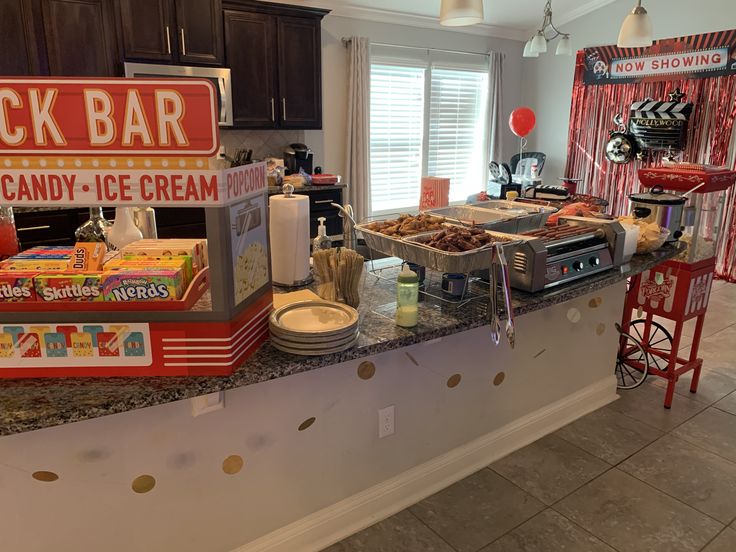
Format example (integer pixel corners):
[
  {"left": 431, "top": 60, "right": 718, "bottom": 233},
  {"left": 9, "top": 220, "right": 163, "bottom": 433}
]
[{"left": 124, "top": 62, "right": 233, "bottom": 127}]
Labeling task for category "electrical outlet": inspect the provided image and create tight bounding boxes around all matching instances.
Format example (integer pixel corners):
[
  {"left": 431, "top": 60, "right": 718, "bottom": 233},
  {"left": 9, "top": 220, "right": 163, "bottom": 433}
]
[{"left": 378, "top": 405, "right": 395, "bottom": 438}]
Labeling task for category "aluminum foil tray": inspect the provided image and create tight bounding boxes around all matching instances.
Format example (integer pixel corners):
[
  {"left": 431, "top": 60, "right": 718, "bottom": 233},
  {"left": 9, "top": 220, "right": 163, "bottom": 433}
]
[
  {"left": 423, "top": 205, "right": 510, "bottom": 225},
  {"left": 402, "top": 231, "right": 513, "bottom": 273},
  {"left": 357, "top": 224, "right": 413, "bottom": 261},
  {"left": 426, "top": 201, "right": 555, "bottom": 235}
]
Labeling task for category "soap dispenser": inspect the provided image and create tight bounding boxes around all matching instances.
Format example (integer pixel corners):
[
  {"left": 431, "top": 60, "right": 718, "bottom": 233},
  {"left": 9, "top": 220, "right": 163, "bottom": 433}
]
[{"left": 312, "top": 217, "right": 332, "bottom": 252}]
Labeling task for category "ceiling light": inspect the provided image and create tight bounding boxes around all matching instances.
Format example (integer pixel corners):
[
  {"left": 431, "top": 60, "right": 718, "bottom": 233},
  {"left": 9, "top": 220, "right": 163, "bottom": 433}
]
[
  {"left": 555, "top": 35, "right": 572, "bottom": 56},
  {"left": 523, "top": 40, "right": 539, "bottom": 58},
  {"left": 531, "top": 32, "right": 547, "bottom": 53},
  {"left": 439, "top": 0, "right": 484, "bottom": 27},
  {"left": 523, "top": 1, "right": 571, "bottom": 60},
  {"left": 617, "top": 0, "right": 653, "bottom": 48}
]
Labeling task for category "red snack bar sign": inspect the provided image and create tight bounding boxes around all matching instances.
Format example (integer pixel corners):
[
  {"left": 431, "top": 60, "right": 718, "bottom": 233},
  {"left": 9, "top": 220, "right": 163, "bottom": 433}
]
[{"left": 0, "top": 78, "right": 219, "bottom": 156}]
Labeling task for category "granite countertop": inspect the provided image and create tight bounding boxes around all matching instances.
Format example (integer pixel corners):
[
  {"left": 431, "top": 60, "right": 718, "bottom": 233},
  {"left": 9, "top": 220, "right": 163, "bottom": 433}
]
[{"left": 0, "top": 243, "right": 684, "bottom": 436}]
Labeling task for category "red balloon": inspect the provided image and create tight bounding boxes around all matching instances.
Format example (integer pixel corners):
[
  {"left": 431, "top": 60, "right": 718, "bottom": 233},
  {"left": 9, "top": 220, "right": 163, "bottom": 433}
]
[{"left": 509, "top": 107, "right": 536, "bottom": 138}]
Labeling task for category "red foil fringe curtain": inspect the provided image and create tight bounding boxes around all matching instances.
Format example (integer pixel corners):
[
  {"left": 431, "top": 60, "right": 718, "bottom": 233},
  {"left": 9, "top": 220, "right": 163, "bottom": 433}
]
[{"left": 564, "top": 51, "right": 736, "bottom": 281}]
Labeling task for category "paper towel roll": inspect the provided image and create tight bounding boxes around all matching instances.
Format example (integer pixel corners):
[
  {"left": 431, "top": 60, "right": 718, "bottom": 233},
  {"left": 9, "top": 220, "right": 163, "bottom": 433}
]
[{"left": 269, "top": 193, "right": 311, "bottom": 286}]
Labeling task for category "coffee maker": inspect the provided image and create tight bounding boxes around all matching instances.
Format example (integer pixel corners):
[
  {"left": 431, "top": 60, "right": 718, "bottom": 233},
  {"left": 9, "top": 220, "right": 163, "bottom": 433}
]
[{"left": 284, "top": 143, "right": 314, "bottom": 175}]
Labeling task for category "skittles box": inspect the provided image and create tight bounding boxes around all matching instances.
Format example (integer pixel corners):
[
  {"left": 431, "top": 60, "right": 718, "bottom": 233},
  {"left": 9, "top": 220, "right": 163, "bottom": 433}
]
[
  {"left": 0, "top": 272, "right": 37, "bottom": 302},
  {"left": 102, "top": 269, "right": 184, "bottom": 302},
  {"left": 34, "top": 274, "right": 103, "bottom": 302}
]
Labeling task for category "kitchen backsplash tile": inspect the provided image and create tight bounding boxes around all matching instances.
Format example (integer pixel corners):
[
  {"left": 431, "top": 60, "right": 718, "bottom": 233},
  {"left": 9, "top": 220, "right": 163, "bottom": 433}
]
[{"left": 219, "top": 129, "right": 305, "bottom": 162}]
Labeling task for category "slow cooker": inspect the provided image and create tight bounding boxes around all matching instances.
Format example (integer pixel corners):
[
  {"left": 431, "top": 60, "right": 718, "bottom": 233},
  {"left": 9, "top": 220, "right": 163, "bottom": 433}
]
[{"left": 628, "top": 185, "right": 686, "bottom": 242}]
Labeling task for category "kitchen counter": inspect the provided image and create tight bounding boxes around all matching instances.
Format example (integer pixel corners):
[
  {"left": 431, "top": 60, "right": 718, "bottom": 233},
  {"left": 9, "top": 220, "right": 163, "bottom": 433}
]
[{"left": 0, "top": 243, "right": 684, "bottom": 436}]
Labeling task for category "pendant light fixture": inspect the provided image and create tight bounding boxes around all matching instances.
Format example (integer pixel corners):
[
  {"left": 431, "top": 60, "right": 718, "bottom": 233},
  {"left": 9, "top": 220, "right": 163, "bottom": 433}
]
[
  {"left": 617, "top": 0, "right": 653, "bottom": 48},
  {"left": 439, "top": 0, "right": 484, "bottom": 27},
  {"left": 523, "top": 40, "right": 539, "bottom": 58},
  {"left": 524, "top": 1, "right": 571, "bottom": 58}
]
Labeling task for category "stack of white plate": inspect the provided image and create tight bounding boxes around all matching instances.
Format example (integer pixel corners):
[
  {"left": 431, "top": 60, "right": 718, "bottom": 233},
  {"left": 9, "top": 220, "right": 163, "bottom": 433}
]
[{"left": 269, "top": 300, "right": 360, "bottom": 355}]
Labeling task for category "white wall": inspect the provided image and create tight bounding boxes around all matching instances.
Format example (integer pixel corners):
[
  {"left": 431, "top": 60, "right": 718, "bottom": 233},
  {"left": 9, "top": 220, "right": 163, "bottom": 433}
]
[
  {"left": 305, "top": 14, "right": 525, "bottom": 177},
  {"left": 524, "top": 0, "right": 736, "bottom": 180}
]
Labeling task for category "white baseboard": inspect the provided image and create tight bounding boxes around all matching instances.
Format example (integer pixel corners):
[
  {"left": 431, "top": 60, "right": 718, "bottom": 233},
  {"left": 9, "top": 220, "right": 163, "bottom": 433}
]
[{"left": 233, "top": 376, "right": 618, "bottom": 552}]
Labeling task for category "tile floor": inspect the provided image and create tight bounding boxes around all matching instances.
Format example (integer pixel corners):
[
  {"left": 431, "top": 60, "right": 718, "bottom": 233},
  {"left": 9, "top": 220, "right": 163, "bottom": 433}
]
[{"left": 324, "top": 280, "right": 736, "bottom": 552}]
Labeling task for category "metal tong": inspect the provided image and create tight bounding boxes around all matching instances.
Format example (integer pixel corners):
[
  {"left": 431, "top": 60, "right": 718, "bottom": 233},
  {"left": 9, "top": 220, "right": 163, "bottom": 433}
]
[
  {"left": 498, "top": 244, "right": 516, "bottom": 349},
  {"left": 489, "top": 245, "right": 502, "bottom": 345},
  {"left": 489, "top": 243, "right": 516, "bottom": 348}
]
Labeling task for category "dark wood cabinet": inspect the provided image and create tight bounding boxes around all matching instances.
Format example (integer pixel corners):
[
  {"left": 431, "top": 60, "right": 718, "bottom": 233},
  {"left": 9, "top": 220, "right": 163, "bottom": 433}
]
[
  {"left": 276, "top": 16, "right": 322, "bottom": 129},
  {"left": 223, "top": 1, "right": 327, "bottom": 130},
  {"left": 175, "top": 0, "right": 223, "bottom": 65},
  {"left": 116, "top": 0, "right": 223, "bottom": 66},
  {"left": 41, "top": 0, "right": 120, "bottom": 76},
  {"left": 117, "top": 0, "right": 173, "bottom": 62},
  {"left": 224, "top": 9, "right": 277, "bottom": 128},
  {"left": 0, "top": 0, "right": 44, "bottom": 75}
]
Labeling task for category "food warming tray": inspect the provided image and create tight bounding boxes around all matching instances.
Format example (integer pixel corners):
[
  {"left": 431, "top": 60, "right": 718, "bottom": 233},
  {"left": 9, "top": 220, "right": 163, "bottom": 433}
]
[
  {"left": 425, "top": 201, "right": 555, "bottom": 235},
  {"left": 357, "top": 223, "right": 513, "bottom": 273}
]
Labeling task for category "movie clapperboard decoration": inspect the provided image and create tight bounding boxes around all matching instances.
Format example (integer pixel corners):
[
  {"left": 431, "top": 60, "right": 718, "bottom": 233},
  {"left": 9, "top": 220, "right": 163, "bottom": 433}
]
[{"left": 628, "top": 94, "right": 693, "bottom": 152}]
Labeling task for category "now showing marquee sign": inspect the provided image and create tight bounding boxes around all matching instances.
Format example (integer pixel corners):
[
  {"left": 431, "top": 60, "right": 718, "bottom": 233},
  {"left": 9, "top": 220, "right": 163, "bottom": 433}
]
[
  {"left": 584, "top": 29, "right": 736, "bottom": 85},
  {"left": 0, "top": 78, "right": 219, "bottom": 155}
]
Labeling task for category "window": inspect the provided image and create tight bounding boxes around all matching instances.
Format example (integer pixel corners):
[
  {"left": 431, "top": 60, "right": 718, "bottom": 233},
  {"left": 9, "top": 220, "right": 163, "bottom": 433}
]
[
  {"left": 369, "top": 63, "right": 425, "bottom": 214},
  {"left": 369, "top": 48, "right": 490, "bottom": 215}
]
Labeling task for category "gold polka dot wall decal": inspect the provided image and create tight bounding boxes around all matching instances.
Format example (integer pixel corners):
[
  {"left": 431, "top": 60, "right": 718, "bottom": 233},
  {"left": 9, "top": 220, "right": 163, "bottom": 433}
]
[
  {"left": 447, "top": 374, "right": 462, "bottom": 388},
  {"left": 596, "top": 323, "right": 606, "bottom": 336},
  {"left": 357, "top": 361, "right": 376, "bottom": 380},
  {"left": 32, "top": 471, "right": 59, "bottom": 482},
  {"left": 222, "top": 455, "right": 244, "bottom": 475},
  {"left": 588, "top": 297, "right": 603, "bottom": 308},
  {"left": 298, "top": 417, "right": 316, "bottom": 431},
  {"left": 493, "top": 372, "right": 506, "bottom": 386},
  {"left": 566, "top": 308, "right": 581, "bottom": 323},
  {"left": 131, "top": 475, "right": 156, "bottom": 494}
]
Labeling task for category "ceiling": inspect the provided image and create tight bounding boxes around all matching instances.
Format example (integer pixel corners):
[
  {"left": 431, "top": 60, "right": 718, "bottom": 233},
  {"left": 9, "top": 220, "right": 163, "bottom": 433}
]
[{"left": 271, "top": 0, "right": 618, "bottom": 40}]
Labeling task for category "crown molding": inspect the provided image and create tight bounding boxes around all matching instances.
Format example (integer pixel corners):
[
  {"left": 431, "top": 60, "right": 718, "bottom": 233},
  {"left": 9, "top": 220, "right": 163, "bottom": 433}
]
[
  {"left": 265, "top": 0, "right": 529, "bottom": 41},
  {"left": 554, "top": 0, "right": 618, "bottom": 27}
]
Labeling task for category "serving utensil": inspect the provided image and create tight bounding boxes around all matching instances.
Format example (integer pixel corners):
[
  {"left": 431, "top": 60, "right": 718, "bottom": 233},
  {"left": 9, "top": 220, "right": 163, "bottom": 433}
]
[
  {"left": 497, "top": 244, "right": 516, "bottom": 349},
  {"left": 489, "top": 245, "right": 501, "bottom": 345}
]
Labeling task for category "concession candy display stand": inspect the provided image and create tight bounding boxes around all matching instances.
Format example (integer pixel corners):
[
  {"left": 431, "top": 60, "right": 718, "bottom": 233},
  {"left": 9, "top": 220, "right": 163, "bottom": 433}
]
[{"left": 0, "top": 77, "right": 272, "bottom": 377}]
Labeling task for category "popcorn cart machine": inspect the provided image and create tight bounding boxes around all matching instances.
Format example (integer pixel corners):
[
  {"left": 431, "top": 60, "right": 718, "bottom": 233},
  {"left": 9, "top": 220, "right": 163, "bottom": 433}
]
[{"left": 617, "top": 166, "right": 735, "bottom": 407}]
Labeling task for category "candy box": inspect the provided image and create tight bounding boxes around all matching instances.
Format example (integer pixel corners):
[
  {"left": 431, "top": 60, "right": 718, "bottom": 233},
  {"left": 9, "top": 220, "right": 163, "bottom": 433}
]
[
  {"left": 0, "top": 271, "right": 37, "bottom": 302},
  {"left": 3, "top": 259, "right": 70, "bottom": 271},
  {"left": 67, "top": 242, "right": 107, "bottom": 272},
  {"left": 104, "top": 259, "right": 191, "bottom": 289},
  {"left": 122, "top": 239, "right": 207, "bottom": 272},
  {"left": 102, "top": 269, "right": 184, "bottom": 302},
  {"left": 34, "top": 274, "right": 103, "bottom": 302},
  {"left": 118, "top": 255, "right": 193, "bottom": 283}
]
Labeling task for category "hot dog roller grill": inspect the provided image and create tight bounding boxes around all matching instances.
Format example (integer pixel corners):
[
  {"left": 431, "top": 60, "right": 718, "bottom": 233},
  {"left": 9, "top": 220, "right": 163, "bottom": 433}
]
[{"left": 501, "top": 217, "right": 626, "bottom": 292}]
